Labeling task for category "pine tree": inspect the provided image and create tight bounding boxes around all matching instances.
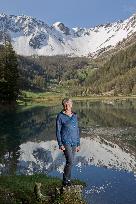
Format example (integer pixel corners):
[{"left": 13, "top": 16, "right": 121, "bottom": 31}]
[
  {"left": 0, "top": 38, "right": 19, "bottom": 104},
  {"left": 0, "top": 45, "right": 8, "bottom": 102}
]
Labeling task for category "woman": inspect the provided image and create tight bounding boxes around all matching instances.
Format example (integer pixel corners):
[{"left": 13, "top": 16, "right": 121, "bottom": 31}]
[{"left": 56, "top": 98, "right": 80, "bottom": 186}]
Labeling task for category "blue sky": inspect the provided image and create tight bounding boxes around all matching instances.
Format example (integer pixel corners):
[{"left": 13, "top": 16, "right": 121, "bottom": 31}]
[{"left": 1, "top": 0, "right": 136, "bottom": 28}]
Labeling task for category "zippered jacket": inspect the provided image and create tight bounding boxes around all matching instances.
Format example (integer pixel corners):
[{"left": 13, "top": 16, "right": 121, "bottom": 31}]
[{"left": 56, "top": 110, "right": 80, "bottom": 148}]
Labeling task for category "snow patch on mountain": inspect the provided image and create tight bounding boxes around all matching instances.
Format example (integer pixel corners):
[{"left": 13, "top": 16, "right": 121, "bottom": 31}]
[{"left": 0, "top": 12, "right": 136, "bottom": 57}]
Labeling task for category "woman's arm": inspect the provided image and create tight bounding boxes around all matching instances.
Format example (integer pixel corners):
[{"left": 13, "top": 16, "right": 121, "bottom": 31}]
[
  {"left": 76, "top": 115, "right": 80, "bottom": 147},
  {"left": 56, "top": 114, "right": 63, "bottom": 148}
]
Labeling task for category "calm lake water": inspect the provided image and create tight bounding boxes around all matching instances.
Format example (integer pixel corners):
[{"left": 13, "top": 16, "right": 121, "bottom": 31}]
[{"left": 0, "top": 99, "right": 136, "bottom": 204}]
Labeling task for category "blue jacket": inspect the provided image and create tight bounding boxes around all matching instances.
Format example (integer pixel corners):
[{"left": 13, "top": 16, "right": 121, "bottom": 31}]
[{"left": 56, "top": 110, "right": 80, "bottom": 148}]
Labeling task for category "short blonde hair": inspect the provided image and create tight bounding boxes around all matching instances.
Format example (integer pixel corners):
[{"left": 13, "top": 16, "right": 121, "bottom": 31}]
[{"left": 62, "top": 98, "right": 72, "bottom": 106}]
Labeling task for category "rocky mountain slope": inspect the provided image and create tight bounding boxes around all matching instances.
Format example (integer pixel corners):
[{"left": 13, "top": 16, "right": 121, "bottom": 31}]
[{"left": 0, "top": 12, "right": 136, "bottom": 57}]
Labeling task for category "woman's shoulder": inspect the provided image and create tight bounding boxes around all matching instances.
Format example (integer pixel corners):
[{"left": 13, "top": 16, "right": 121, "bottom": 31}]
[
  {"left": 72, "top": 111, "right": 78, "bottom": 119},
  {"left": 72, "top": 111, "right": 77, "bottom": 115},
  {"left": 56, "top": 111, "right": 62, "bottom": 118}
]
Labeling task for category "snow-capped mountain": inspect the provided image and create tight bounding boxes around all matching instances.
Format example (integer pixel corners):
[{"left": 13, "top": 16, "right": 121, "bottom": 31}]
[{"left": 0, "top": 12, "right": 136, "bottom": 57}]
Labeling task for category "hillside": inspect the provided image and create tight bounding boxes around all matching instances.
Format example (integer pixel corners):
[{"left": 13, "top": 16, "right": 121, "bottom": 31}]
[{"left": 83, "top": 41, "right": 136, "bottom": 96}]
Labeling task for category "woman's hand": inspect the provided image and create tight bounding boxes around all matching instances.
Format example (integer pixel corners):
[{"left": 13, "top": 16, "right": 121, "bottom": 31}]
[
  {"left": 59, "top": 145, "right": 65, "bottom": 151},
  {"left": 76, "top": 146, "right": 80, "bottom": 152}
]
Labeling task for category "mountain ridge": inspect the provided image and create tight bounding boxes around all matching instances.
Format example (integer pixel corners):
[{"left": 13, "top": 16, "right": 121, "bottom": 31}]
[{"left": 0, "top": 12, "right": 136, "bottom": 57}]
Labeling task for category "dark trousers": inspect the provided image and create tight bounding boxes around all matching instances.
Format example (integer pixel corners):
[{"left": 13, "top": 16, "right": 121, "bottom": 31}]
[{"left": 63, "top": 144, "right": 76, "bottom": 182}]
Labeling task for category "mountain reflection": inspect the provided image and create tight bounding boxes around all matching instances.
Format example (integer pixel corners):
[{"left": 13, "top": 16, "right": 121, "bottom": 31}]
[
  {"left": 1, "top": 135, "right": 135, "bottom": 175},
  {"left": 0, "top": 99, "right": 136, "bottom": 176}
]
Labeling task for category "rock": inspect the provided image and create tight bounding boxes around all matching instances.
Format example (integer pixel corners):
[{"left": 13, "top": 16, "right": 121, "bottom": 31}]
[
  {"left": 34, "top": 182, "right": 51, "bottom": 203},
  {"left": 34, "top": 182, "right": 87, "bottom": 204},
  {"left": 54, "top": 184, "right": 87, "bottom": 204}
]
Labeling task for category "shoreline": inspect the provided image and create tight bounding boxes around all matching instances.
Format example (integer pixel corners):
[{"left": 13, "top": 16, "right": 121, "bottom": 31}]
[
  {"left": 0, "top": 91, "right": 136, "bottom": 110},
  {"left": 18, "top": 91, "right": 136, "bottom": 106}
]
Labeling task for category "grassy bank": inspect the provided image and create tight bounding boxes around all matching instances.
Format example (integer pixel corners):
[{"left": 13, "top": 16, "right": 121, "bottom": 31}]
[
  {"left": 0, "top": 174, "right": 86, "bottom": 204},
  {"left": 17, "top": 90, "right": 136, "bottom": 107},
  {"left": 17, "top": 91, "right": 64, "bottom": 107}
]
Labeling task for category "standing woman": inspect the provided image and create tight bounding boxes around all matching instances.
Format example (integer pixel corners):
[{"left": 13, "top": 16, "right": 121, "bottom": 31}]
[{"left": 56, "top": 98, "right": 80, "bottom": 186}]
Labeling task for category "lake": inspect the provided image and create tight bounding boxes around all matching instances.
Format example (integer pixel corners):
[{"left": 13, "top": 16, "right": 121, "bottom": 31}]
[{"left": 0, "top": 98, "right": 136, "bottom": 204}]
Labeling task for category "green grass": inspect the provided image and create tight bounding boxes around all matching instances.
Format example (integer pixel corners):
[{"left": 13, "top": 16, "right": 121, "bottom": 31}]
[
  {"left": 0, "top": 174, "right": 86, "bottom": 204},
  {"left": 16, "top": 90, "right": 136, "bottom": 111},
  {"left": 17, "top": 90, "right": 65, "bottom": 106}
]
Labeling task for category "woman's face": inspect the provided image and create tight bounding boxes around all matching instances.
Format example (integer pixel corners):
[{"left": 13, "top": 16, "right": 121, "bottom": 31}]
[{"left": 63, "top": 100, "right": 73, "bottom": 111}]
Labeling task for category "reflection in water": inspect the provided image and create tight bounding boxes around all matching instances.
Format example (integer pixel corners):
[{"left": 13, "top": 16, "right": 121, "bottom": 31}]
[
  {"left": 3, "top": 136, "right": 135, "bottom": 175},
  {"left": 0, "top": 99, "right": 136, "bottom": 204}
]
